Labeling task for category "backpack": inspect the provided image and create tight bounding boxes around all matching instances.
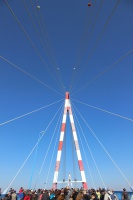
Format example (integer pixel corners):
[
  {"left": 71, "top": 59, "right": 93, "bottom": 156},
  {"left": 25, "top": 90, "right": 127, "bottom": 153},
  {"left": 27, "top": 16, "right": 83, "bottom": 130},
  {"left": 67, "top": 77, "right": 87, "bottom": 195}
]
[{"left": 50, "top": 194, "right": 55, "bottom": 199}]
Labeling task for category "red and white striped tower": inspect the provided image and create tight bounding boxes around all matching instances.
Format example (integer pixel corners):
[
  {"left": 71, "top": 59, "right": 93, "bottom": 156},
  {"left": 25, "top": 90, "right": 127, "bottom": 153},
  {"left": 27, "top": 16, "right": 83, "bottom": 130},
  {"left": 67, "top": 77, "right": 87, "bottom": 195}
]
[{"left": 52, "top": 92, "right": 88, "bottom": 190}]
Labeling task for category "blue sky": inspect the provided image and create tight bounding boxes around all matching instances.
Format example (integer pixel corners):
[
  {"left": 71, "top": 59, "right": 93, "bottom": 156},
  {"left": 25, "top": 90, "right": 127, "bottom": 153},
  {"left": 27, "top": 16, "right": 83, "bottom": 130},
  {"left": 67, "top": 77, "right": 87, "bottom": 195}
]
[{"left": 0, "top": 0, "right": 133, "bottom": 193}]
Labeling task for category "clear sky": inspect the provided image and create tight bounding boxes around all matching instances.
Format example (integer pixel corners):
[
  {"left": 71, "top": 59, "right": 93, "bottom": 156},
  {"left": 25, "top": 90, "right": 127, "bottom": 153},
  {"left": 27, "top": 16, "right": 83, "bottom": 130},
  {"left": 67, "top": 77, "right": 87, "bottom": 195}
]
[{"left": 0, "top": 0, "right": 133, "bottom": 193}]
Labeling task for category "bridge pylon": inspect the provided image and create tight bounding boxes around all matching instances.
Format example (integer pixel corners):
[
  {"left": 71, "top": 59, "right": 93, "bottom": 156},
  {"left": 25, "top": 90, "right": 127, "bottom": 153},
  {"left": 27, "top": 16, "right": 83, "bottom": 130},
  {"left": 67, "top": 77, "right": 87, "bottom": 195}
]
[{"left": 52, "top": 92, "right": 88, "bottom": 190}]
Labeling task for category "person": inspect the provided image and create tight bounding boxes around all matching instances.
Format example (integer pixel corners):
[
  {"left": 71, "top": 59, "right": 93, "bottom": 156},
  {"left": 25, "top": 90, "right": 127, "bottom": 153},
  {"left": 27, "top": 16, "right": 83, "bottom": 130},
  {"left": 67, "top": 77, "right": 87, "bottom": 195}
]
[
  {"left": 18, "top": 188, "right": 24, "bottom": 200},
  {"left": 55, "top": 190, "right": 61, "bottom": 200},
  {"left": 104, "top": 190, "right": 111, "bottom": 200},
  {"left": 64, "top": 187, "right": 73, "bottom": 200},
  {"left": 31, "top": 190, "right": 37, "bottom": 200},
  {"left": 7, "top": 192, "right": 12, "bottom": 200},
  {"left": 38, "top": 190, "right": 43, "bottom": 200},
  {"left": 100, "top": 189, "right": 105, "bottom": 200},
  {"left": 122, "top": 188, "right": 129, "bottom": 200},
  {"left": 83, "top": 190, "right": 89, "bottom": 200},
  {"left": 11, "top": 191, "right": 17, "bottom": 200},
  {"left": 112, "top": 190, "right": 118, "bottom": 200},
  {"left": 90, "top": 191, "right": 98, "bottom": 200},
  {"left": 49, "top": 190, "right": 55, "bottom": 200},
  {"left": 131, "top": 194, "right": 133, "bottom": 200},
  {"left": 0, "top": 188, "right": 1, "bottom": 200},
  {"left": 9, "top": 189, "right": 13, "bottom": 194},
  {"left": 107, "top": 189, "right": 115, "bottom": 200},
  {"left": 2, "top": 194, "right": 9, "bottom": 200},
  {"left": 23, "top": 190, "right": 32, "bottom": 200},
  {"left": 96, "top": 190, "right": 100, "bottom": 200},
  {"left": 72, "top": 189, "right": 78, "bottom": 200},
  {"left": 76, "top": 190, "right": 84, "bottom": 200},
  {"left": 113, "top": 194, "right": 118, "bottom": 200},
  {"left": 41, "top": 190, "right": 49, "bottom": 200},
  {"left": 57, "top": 191, "right": 64, "bottom": 200}
]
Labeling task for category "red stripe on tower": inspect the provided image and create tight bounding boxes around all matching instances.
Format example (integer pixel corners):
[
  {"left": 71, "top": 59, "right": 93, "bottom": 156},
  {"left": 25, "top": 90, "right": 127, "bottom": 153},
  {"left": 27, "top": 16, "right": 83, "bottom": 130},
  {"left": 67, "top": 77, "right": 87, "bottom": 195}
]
[
  {"left": 78, "top": 160, "right": 84, "bottom": 171},
  {"left": 58, "top": 141, "right": 63, "bottom": 150},
  {"left": 83, "top": 182, "right": 88, "bottom": 190},
  {"left": 61, "top": 123, "right": 66, "bottom": 132}
]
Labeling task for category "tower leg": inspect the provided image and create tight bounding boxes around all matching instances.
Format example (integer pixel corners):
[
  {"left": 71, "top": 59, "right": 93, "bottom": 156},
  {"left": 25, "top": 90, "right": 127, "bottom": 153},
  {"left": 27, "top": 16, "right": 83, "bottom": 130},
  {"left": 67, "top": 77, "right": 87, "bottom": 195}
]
[
  {"left": 52, "top": 94, "right": 68, "bottom": 189},
  {"left": 68, "top": 104, "right": 88, "bottom": 190}
]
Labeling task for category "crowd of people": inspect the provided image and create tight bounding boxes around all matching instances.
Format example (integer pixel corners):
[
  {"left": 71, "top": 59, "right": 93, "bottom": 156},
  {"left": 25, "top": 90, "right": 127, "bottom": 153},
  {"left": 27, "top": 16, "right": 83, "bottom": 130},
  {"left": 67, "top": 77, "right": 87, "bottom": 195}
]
[{"left": 0, "top": 187, "right": 130, "bottom": 200}]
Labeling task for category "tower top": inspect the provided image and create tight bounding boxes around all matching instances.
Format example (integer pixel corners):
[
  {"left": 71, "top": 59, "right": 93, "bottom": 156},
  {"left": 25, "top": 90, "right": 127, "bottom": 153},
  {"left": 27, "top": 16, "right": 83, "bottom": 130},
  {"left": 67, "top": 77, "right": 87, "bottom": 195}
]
[{"left": 65, "top": 92, "right": 70, "bottom": 99}]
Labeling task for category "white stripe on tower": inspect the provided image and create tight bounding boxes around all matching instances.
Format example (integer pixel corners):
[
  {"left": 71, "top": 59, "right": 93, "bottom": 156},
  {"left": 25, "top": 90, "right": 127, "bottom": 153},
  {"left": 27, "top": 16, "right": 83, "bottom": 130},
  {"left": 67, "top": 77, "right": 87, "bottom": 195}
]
[
  {"left": 52, "top": 92, "right": 70, "bottom": 190},
  {"left": 68, "top": 99, "right": 88, "bottom": 190}
]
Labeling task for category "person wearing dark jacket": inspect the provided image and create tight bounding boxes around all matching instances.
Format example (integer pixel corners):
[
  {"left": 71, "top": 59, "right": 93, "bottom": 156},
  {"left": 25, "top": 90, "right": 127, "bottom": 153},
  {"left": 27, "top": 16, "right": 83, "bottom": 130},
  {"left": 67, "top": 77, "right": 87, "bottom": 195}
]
[
  {"left": 2, "top": 194, "right": 9, "bottom": 200},
  {"left": 100, "top": 189, "right": 105, "bottom": 200},
  {"left": 90, "top": 192, "right": 98, "bottom": 200},
  {"left": 41, "top": 191, "right": 49, "bottom": 200},
  {"left": 122, "top": 189, "right": 129, "bottom": 200},
  {"left": 72, "top": 190, "right": 78, "bottom": 200}
]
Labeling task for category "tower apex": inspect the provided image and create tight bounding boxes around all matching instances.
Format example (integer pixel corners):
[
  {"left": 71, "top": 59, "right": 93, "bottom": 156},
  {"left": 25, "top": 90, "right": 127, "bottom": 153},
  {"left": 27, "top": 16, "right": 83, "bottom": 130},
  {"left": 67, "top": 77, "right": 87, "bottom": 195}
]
[{"left": 65, "top": 92, "right": 70, "bottom": 99}]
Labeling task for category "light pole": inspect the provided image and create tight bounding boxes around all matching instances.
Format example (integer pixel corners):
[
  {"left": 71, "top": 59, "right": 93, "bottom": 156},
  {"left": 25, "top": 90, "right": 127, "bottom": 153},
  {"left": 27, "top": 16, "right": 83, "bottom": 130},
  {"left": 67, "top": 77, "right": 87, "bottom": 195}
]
[{"left": 44, "top": 182, "right": 46, "bottom": 190}]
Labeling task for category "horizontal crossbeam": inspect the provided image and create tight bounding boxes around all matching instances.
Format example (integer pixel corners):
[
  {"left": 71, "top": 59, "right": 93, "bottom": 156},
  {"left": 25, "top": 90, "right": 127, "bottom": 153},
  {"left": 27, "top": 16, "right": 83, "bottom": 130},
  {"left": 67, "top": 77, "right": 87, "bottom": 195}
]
[{"left": 57, "top": 181, "right": 83, "bottom": 183}]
